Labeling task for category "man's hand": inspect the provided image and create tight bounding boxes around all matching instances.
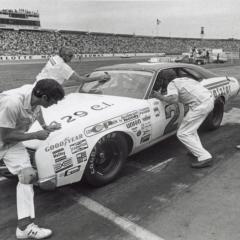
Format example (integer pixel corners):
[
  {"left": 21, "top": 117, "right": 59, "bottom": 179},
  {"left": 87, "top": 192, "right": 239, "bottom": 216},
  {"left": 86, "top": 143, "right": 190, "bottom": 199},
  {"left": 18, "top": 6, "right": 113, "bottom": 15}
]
[
  {"left": 98, "top": 72, "right": 111, "bottom": 83},
  {"left": 42, "top": 121, "right": 61, "bottom": 132},
  {"left": 150, "top": 91, "right": 161, "bottom": 99}
]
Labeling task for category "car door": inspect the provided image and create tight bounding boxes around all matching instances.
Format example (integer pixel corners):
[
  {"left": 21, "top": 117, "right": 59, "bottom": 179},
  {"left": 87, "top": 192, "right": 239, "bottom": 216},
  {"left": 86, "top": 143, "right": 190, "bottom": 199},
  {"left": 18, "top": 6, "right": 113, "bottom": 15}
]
[{"left": 148, "top": 68, "right": 185, "bottom": 142}]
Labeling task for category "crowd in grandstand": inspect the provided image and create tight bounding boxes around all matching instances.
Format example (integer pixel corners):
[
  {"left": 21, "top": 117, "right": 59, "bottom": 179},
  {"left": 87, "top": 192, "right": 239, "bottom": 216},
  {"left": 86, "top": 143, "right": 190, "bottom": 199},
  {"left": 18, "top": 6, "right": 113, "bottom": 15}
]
[{"left": 0, "top": 29, "right": 240, "bottom": 56}]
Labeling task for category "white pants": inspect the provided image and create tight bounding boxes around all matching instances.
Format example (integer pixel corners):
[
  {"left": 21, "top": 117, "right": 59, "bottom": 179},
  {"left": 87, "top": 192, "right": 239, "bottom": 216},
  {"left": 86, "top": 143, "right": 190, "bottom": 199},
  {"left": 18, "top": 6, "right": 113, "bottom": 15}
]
[
  {"left": 177, "top": 97, "right": 214, "bottom": 161},
  {"left": 0, "top": 143, "right": 35, "bottom": 219}
]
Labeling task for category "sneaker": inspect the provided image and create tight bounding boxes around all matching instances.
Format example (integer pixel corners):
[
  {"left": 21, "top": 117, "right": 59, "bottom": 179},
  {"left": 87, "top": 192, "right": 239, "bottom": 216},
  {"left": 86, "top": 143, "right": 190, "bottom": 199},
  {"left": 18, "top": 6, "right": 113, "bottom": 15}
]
[
  {"left": 191, "top": 158, "right": 213, "bottom": 168},
  {"left": 16, "top": 223, "right": 52, "bottom": 239}
]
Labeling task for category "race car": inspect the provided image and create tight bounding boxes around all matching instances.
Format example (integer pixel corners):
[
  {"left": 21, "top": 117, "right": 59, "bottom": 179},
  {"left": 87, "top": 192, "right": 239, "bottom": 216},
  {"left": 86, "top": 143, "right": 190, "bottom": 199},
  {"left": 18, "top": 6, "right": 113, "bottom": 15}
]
[{"left": 0, "top": 62, "right": 239, "bottom": 190}]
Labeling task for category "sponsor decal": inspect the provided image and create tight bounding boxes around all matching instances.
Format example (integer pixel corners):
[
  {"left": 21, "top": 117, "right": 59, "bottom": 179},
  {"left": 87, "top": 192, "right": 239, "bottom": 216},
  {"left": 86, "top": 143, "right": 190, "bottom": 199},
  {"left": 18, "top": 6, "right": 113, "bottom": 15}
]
[
  {"left": 70, "top": 140, "right": 88, "bottom": 154},
  {"left": 210, "top": 85, "right": 231, "bottom": 98},
  {"left": 131, "top": 126, "right": 138, "bottom": 132},
  {"left": 126, "top": 119, "right": 141, "bottom": 128},
  {"left": 52, "top": 148, "right": 66, "bottom": 162},
  {"left": 64, "top": 165, "right": 81, "bottom": 176},
  {"left": 54, "top": 158, "right": 73, "bottom": 173},
  {"left": 142, "top": 115, "right": 151, "bottom": 121},
  {"left": 45, "top": 134, "right": 83, "bottom": 152},
  {"left": 154, "top": 101, "right": 160, "bottom": 106},
  {"left": 136, "top": 130, "right": 142, "bottom": 137},
  {"left": 140, "top": 134, "right": 151, "bottom": 143},
  {"left": 76, "top": 151, "right": 87, "bottom": 163},
  {"left": 84, "top": 116, "right": 124, "bottom": 137},
  {"left": 139, "top": 107, "right": 150, "bottom": 115},
  {"left": 121, "top": 111, "right": 139, "bottom": 122},
  {"left": 153, "top": 107, "right": 160, "bottom": 117}
]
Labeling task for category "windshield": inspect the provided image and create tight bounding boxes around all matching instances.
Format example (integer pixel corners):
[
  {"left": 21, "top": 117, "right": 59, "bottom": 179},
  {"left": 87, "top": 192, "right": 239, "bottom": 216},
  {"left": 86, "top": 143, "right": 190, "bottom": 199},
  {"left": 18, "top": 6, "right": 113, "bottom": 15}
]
[{"left": 81, "top": 70, "right": 153, "bottom": 99}]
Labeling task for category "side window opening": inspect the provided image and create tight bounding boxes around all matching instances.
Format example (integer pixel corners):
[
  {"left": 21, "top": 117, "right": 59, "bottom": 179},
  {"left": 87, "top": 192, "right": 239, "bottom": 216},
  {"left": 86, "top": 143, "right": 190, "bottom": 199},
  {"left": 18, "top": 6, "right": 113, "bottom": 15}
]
[
  {"left": 152, "top": 68, "right": 177, "bottom": 94},
  {"left": 175, "top": 67, "right": 203, "bottom": 81}
]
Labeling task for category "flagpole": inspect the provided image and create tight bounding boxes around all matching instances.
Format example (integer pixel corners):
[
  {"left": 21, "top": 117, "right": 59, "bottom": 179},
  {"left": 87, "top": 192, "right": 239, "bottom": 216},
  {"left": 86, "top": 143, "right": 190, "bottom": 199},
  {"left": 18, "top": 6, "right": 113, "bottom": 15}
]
[{"left": 156, "top": 19, "right": 161, "bottom": 56}]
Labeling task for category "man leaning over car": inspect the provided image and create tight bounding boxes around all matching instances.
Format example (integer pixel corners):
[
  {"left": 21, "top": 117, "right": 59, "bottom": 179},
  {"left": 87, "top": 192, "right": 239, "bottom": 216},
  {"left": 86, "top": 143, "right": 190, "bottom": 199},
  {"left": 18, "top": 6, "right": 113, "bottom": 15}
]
[
  {"left": 0, "top": 79, "right": 64, "bottom": 239},
  {"left": 152, "top": 74, "right": 214, "bottom": 168}
]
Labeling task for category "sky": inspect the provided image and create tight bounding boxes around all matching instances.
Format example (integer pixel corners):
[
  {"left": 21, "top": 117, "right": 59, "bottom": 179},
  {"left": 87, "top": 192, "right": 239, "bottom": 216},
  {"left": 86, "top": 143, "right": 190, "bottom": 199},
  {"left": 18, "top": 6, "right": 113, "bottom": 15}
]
[{"left": 1, "top": 0, "right": 240, "bottom": 39}]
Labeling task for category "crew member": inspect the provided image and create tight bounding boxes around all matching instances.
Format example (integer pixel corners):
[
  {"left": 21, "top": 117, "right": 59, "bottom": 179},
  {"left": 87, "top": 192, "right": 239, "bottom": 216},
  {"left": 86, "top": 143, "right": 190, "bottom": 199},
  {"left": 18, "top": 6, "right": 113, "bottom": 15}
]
[
  {"left": 152, "top": 76, "right": 214, "bottom": 168},
  {"left": 36, "top": 46, "right": 110, "bottom": 88},
  {"left": 0, "top": 79, "right": 65, "bottom": 239}
]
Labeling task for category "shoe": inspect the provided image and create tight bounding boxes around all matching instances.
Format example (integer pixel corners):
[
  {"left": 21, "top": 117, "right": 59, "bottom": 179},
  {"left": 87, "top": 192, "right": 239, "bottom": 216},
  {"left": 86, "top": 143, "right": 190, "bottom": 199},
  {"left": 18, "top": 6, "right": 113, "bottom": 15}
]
[
  {"left": 16, "top": 223, "right": 52, "bottom": 239},
  {"left": 236, "top": 145, "right": 240, "bottom": 149},
  {"left": 191, "top": 158, "right": 213, "bottom": 168}
]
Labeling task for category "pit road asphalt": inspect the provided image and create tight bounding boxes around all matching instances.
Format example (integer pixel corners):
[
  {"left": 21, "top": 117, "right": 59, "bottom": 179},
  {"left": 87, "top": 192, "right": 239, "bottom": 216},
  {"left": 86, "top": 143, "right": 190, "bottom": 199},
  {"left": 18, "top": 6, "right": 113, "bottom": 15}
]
[{"left": 1, "top": 61, "right": 240, "bottom": 240}]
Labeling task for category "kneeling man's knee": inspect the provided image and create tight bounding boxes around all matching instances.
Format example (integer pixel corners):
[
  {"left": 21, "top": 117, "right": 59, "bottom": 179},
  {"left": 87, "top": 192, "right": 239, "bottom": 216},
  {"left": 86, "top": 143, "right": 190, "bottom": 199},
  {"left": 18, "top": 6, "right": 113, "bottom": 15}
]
[{"left": 18, "top": 167, "right": 38, "bottom": 184}]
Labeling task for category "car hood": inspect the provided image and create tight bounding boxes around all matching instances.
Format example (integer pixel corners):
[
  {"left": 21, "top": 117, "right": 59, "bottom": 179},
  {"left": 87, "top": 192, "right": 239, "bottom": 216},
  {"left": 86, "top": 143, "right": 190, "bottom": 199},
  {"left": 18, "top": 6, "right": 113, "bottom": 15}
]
[
  {"left": 42, "top": 93, "right": 146, "bottom": 126},
  {"left": 24, "top": 93, "right": 147, "bottom": 149}
]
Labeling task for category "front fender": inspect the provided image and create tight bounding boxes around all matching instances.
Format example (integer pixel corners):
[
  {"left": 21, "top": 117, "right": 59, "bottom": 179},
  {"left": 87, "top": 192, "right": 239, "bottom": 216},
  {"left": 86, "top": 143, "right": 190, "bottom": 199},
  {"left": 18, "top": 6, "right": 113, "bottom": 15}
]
[{"left": 35, "top": 128, "right": 97, "bottom": 188}]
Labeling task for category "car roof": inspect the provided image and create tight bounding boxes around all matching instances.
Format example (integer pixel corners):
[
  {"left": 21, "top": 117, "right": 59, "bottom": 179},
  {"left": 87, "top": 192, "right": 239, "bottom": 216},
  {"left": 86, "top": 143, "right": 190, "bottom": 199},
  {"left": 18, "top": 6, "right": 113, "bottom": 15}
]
[{"left": 95, "top": 62, "right": 202, "bottom": 72}]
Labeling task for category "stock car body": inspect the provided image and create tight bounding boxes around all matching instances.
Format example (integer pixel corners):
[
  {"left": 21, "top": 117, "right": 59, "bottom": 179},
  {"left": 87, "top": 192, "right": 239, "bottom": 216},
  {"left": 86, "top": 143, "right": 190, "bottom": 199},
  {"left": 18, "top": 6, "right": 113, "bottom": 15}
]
[{"left": 0, "top": 62, "right": 239, "bottom": 190}]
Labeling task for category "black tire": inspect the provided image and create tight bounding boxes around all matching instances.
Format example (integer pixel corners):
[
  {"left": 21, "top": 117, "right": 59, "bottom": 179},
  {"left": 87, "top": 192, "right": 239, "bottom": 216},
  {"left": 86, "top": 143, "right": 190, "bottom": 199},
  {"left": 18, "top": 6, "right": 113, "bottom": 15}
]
[
  {"left": 84, "top": 132, "right": 128, "bottom": 187},
  {"left": 202, "top": 97, "right": 224, "bottom": 130}
]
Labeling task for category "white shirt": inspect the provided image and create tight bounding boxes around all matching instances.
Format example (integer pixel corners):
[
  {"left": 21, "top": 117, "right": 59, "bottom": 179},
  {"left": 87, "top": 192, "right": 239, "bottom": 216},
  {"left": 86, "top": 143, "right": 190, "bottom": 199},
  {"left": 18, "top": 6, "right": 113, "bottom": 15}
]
[
  {"left": 167, "top": 77, "right": 212, "bottom": 108},
  {"left": 0, "top": 85, "right": 40, "bottom": 150},
  {"left": 36, "top": 55, "right": 74, "bottom": 85}
]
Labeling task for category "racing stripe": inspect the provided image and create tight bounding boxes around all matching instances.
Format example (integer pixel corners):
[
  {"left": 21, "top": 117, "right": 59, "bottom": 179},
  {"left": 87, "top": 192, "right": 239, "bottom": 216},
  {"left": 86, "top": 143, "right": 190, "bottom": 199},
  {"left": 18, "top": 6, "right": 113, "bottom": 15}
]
[
  {"left": 206, "top": 83, "right": 229, "bottom": 90},
  {"left": 49, "top": 57, "right": 56, "bottom": 66},
  {"left": 204, "top": 80, "right": 229, "bottom": 88}
]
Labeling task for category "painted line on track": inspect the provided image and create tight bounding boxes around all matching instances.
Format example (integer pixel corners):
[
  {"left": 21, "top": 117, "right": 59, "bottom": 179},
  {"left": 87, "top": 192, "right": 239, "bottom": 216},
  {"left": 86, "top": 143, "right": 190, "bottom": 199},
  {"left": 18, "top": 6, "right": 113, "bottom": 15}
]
[
  {"left": 75, "top": 195, "right": 165, "bottom": 240},
  {"left": 127, "top": 157, "right": 174, "bottom": 174},
  {"left": 144, "top": 157, "right": 174, "bottom": 173}
]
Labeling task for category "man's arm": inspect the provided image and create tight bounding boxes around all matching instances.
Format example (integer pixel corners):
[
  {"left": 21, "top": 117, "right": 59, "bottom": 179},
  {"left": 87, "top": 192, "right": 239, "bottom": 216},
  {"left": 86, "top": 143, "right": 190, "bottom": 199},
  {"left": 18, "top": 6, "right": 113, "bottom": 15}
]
[
  {"left": 1, "top": 127, "right": 50, "bottom": 144},
  {"left": 69, "top": 72, "right": 110, "bottom": 89},
  {"left": 151, "top": 91, "right": 178, "bottom": 104}
]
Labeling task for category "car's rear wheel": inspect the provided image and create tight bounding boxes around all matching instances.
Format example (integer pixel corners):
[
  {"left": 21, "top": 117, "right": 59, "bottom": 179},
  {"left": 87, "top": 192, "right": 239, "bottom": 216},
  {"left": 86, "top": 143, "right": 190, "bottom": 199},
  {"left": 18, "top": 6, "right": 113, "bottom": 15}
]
[
  {"left": 84, "top": 132, "right": 128, "bottom": 187},
  {"left": 202, "top": 97, "right": 224, "bottom": 130}
]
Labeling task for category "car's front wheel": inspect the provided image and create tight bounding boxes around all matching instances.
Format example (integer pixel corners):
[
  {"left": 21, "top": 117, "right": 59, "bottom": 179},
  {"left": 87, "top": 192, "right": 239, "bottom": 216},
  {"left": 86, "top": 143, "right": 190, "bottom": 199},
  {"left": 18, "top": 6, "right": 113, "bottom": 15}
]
[
  {"left": 84, "top": 132, "right": 128, "bottom": 187},
  {"left": 202, "top": 97, "right": 224, "bottom": 130}
]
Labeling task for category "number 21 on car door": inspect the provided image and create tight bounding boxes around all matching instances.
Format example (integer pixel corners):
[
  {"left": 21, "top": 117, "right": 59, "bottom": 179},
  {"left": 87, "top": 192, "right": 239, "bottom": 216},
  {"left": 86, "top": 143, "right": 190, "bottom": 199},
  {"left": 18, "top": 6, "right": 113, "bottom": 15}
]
[{"left": 150, "top": 98, "right": 185, "bottom": 141}]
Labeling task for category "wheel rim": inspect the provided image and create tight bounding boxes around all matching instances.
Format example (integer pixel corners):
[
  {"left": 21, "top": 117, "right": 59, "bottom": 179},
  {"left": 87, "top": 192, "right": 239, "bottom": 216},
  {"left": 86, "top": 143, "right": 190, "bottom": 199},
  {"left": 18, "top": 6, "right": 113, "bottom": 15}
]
[{"left": 94, "top": 140, "right": 121, "bottom": 176}]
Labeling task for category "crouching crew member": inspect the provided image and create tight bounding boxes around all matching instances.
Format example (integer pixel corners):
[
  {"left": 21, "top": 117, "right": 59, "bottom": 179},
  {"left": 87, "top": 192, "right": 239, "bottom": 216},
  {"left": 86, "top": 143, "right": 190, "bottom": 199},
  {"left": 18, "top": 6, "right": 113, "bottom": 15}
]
[
  {"left": 0, "top": 79, "right": 65, "bottom": 239},
  {"left": 152, "top": 77, "right": 214, "bottom": 168}
]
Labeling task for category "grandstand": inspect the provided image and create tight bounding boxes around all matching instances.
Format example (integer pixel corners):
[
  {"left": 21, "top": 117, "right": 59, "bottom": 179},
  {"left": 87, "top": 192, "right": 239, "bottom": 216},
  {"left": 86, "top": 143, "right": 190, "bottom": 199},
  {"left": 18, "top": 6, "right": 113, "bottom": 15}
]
[
  {"left": 0, "top": 9, "right": 240, "bottom": 59},
  {"left": 0, "top": 9, "right": 40, "bottom": 30}
]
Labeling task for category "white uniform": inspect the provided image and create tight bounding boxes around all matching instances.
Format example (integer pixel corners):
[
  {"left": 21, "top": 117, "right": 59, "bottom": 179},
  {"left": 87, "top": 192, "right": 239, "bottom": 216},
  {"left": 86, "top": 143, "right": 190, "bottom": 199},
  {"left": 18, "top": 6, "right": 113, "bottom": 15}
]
[
  {"left": 167, "top": 77, "right": 214, "bottom": 161},
  {"left": 0, "top": 85, "right": 39, "bottom": 219},
  {"left": 36, "top": 55, "right": 74, "bottom": 84}
]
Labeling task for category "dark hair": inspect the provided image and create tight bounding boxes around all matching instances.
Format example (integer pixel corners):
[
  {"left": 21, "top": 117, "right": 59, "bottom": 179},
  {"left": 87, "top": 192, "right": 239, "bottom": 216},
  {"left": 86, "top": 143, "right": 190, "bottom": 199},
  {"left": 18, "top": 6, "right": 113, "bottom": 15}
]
[
  {"left": 59, "top": 46, "right": 74, "bottom": 62},
  {"left": 33, "top": 79, "right": 65, "bottom": 101}
]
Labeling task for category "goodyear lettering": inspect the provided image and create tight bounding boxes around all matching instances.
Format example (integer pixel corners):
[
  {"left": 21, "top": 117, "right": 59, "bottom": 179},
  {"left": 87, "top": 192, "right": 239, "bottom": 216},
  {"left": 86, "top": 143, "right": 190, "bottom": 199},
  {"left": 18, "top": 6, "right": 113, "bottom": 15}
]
[{"left": 45, "top": 134, "right": 83, "bottom": 152}]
